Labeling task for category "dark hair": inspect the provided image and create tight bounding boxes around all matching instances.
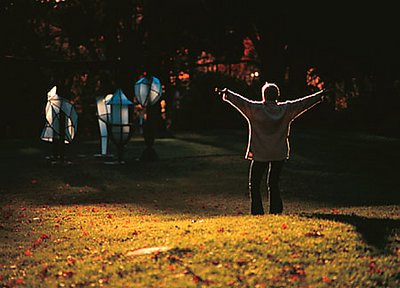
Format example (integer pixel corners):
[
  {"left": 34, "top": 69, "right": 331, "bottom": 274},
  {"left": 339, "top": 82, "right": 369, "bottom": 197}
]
[
  {"left": 261, "top": 82, "right": 280, "bottom": 102},
  {"left": 265, "top": 85, "right": 279, "bottom": 101}
]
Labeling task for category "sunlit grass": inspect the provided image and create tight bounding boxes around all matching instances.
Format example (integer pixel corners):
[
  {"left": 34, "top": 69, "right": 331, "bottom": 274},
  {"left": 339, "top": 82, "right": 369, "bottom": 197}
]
[{"left": 1, "top": 204, "right": 399, "bottom": 287}]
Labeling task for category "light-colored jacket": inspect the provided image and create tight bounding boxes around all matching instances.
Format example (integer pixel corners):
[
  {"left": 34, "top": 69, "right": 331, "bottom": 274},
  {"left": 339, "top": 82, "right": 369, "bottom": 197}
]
[{"left": 223, "top": 89, "right": 324, "bottom": 161}]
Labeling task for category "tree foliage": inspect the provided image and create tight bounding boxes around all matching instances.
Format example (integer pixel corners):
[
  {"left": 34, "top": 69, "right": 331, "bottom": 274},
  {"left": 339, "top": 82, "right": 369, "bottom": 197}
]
[{"left": 1, "top": 1, "right": 399, "bottom": 137}]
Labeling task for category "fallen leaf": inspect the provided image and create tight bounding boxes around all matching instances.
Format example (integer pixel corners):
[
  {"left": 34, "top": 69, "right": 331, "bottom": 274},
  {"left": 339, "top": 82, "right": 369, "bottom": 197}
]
[
  {"left": 211, "top": 260, "right": 220, "bottom": 266},
  {"left": 322, "top": 277, "right": 331, "bottom": 283},
  {"left": 168, "top": 265, "right": 176, "bottom": 271},
  {"left": 192, "top": 274, "right": 202, "bottom": 284},
  {"left": 33, "top": 237, "right": 42, "bottom": 248},
  {"left": 40, "top": 233, "right": 50, "bottom": 239}
]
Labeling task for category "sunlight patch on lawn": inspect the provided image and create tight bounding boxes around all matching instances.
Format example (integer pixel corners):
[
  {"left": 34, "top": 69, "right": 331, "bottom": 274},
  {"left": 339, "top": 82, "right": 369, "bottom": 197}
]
[{"left": 0, "top": 204, "right": 398, "bottom": 287}]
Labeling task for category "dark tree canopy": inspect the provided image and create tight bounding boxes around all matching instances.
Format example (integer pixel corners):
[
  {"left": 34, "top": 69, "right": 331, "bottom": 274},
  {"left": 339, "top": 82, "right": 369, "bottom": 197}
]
[{"left": 1, "top": 1, "right": 399, "bottom": 137}]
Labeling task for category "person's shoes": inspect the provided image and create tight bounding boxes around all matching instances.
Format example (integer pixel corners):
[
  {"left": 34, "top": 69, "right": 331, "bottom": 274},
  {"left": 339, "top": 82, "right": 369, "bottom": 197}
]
[
  {"left": 251, "top": 203, "right": 264, "bottom": 215},
  {"left": 269, "top": 198, "right": 283, "bottom": 214},
  {"left": 269, "top": 208, "right": 282, "bottom": 214},
  {"left": 251, "top": 211, "right": 265, "bottom": 216},
  {"left": 251, "top": 207, "right": 265, "bottom": 215}
]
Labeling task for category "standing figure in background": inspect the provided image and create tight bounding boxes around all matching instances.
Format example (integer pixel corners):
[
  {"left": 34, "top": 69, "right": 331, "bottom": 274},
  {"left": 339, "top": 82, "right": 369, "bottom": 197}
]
[{"left": 219, "top": 82, "right": 327, "bottom": 215}]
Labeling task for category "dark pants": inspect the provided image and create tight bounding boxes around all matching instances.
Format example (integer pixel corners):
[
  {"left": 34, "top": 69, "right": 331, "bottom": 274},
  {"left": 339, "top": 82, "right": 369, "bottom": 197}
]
[{"left": 249, "top": 160, "right": 284, "bottom": 215}]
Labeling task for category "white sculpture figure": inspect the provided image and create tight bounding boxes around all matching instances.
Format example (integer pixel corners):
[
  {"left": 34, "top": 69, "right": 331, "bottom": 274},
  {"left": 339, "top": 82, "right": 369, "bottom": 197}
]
[
  {"left": 96, "top": 94, "right": 113, "bottom": 156},
  {"left": 134, "top": 75, "right": 162, "bottom": 161},
  {"left": 40, "top": 86, "right": 78, "bottom": 160},
  {"left": 41, "top": 86, "right": 78, "bottom": 143},
  {"left": 104, "top": 89, "right": 133, "bottom": 163},
  {"left": 134, "top": 76, "right": 162, "bottom": 107}
]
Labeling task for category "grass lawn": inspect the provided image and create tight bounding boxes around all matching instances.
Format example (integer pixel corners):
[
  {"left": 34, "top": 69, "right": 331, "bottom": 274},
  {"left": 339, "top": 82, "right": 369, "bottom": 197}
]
[{"left": 0, "top": 128, "right": 399, "bottom": 287}]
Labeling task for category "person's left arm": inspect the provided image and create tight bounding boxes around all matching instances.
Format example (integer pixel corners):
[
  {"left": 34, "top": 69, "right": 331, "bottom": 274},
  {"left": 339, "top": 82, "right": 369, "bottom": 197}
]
[{"left": 280, "top": 90, "right": 327, "bottom": 120}]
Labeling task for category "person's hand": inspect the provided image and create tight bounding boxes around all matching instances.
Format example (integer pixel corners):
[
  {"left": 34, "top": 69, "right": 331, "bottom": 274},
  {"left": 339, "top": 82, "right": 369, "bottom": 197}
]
[
  {"left": 215, "top": 87, "right": 228, "bottom": 98},
  {"left": 321, "top": 88, "right": 332, "bottom": 102}
]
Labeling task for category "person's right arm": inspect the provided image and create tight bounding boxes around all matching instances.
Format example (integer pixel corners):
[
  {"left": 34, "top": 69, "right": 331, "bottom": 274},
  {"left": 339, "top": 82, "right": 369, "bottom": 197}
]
[{"left": 221, "top": 88, "right": 255, "bottom": 116}]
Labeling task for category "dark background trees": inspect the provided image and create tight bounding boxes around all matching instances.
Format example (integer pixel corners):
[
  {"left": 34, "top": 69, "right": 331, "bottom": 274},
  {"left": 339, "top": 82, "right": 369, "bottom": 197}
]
[{"left": 1, "top": 0, "right": 399, "bottom": 139}]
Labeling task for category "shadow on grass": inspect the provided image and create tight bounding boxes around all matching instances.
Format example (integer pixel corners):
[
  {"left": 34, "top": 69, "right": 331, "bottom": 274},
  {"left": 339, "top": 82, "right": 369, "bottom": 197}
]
[
  {"left": 1, "top": 128, "right": 399, "bottom": 216},
  {"left": 0, "top": 135, "right": 248, "bottom": 218},
  {"left": 305, "top": 213, "right": 400, "bottom": 253}
]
